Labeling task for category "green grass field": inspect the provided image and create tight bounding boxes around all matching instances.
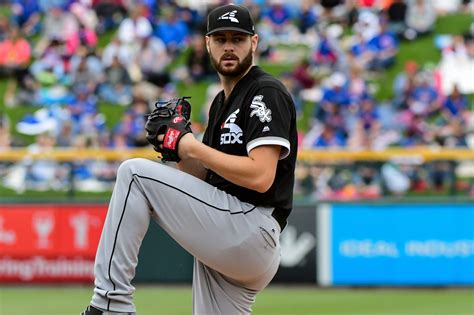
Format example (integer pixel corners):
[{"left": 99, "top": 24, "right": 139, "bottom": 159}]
[{"left": 0, "top": 285, "right": 473, "bottom": 315}]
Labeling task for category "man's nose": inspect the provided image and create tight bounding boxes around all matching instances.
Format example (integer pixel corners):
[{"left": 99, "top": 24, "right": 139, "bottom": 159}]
[{"left": 223, "top": 41, "right": 234, "bottom": 52}]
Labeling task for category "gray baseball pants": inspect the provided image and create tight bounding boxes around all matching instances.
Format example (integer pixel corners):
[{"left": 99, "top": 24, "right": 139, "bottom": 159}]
[{"left": 89, "top": 158, "right": 281, "bottom": 314}]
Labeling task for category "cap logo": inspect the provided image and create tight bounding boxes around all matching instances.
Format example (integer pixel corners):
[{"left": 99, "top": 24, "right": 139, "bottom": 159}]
[{"left": 218, "top": 10, "right": 239, "bottom": 23}]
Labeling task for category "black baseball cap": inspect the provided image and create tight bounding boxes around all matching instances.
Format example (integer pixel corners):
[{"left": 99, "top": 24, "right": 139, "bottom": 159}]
[{"left": 206, "top": 4, "right": 255, "bottom": 36}]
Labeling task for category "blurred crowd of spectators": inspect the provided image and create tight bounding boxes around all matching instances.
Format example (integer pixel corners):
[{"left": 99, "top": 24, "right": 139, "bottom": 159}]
[{"left": 0, "top": 0, "right": 473, "bottom": 197}]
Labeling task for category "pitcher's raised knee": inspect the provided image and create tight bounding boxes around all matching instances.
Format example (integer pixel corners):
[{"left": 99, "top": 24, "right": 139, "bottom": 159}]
[{"left": 117, "top": 158, "right": 155, "bottom": 177}]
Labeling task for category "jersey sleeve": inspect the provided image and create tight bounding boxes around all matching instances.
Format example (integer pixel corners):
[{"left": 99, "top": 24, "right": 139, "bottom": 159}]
[{"left": 244, "top": 86, "right": 294, "bottom": 159}]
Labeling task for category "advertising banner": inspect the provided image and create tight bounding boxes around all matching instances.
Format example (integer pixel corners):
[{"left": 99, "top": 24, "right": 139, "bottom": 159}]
[
  {"left": 273, "top": 205, "right": 317, "bottom": 283},
  {"left": 328, "top": 204, "right": 474, "bottom": 285},
  {"left": 0, "top": 203, "right": 107, "bottom": 282}
]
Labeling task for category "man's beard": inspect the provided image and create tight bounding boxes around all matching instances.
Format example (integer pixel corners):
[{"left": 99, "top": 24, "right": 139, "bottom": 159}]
[{"left": 210, "top": 48, "right": 253, "bottom": 78}]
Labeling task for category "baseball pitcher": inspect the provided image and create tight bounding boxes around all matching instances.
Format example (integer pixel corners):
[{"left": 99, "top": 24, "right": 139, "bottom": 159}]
[{"left": 81, "top": 4, "right": 297, "bottom": 314}]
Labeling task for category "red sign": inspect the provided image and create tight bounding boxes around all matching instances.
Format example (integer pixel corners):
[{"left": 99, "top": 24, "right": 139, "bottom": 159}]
[
  {"left": 0, "top": 203, "right": 107, "bottom": 282},
  {"left": 0, "top": 256, "right": 95, "bottom": 283}
]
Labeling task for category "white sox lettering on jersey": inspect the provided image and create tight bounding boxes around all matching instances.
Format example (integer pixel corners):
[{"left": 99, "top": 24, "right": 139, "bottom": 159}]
[
  {"left": 250, "top": 95, "right": 272, "bottom": 123},
  {"left": 220, "top": 109, "right": 243, "bottom": 145},
  {"left": 217, "top": 10, "right": 239, "bottom": 23}
]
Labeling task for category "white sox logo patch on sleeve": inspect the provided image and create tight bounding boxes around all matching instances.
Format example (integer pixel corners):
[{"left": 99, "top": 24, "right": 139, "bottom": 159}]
[
  {"left": 220, "top": 109, "right": 243, "bottom": 145},
  {"left": 250, "top": 95, "right": 272, "bottom": 123},
  {"left": 218, "top": 10, "right": 239, "bottom": 23}
]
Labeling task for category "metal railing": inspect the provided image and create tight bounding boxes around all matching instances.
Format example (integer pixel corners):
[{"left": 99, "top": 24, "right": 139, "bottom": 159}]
[
  {"left": 1, "top": 147, "right": 473, "bottom": 200},
  {"left": 2, "top": 147, "right": 474, "bottom": 162}
]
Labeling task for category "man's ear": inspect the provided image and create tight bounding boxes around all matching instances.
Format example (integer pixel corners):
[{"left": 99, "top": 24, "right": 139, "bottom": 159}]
[
  {"left": 205, "top": 36, "right": 210, "bottom": 53},
  {"left": 251, "top": 34, "right": 259, "bottom": 53}
]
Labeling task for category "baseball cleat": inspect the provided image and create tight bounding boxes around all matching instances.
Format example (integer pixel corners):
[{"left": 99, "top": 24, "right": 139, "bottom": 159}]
[
  {"left": 80, "top": 305, "right": 136, "bottom": 315},
  {"left": 81, "top": 305, "right": 102, "bottom": 315}
]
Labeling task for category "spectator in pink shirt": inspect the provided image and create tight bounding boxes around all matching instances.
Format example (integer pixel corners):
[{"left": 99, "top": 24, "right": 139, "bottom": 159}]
[
  {"left": 0, "top": 27, "right": 31, "bottom": 78},
  {"left": 0, "top": 27, "right": 32, "bottom": 107}
]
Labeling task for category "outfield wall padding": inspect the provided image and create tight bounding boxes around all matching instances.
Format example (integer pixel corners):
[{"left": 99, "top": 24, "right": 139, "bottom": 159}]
[{"left": 1, "top": 202, "right": 472, "bottom": 285}]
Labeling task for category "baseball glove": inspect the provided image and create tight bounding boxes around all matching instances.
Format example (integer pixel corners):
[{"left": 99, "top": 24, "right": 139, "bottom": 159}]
[{"left": 145, "top": 97, "right": 192, "bottom": 162}]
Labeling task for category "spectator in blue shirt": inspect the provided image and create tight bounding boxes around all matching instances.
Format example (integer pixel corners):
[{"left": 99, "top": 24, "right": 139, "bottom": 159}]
[
  {"left": 315, "top": 72, "right": 351, "bottom": 122},
  {"left": 260, "top": 1, "right": 293, "bottom": 29},
  {"left": 313, "top": 123, "right": 346, "bottom": 148},
  {"left": 408, "top": 73, "right": 441, "bottom": 117},
  {"left": 297, "top": 0, "right": 318, "bottom": 34},
  {"left": 367, "top": 23, "right": 399, "bottom": 70},
  {"left": 111, "top": 99, "right": 148, "bottom": 147},
  {"left": 257, "top": 0, "right": 297, "bottom": 48},
  {"left": 433, "top": 84, "right": 470, "bottom": 147},
  {"left": 112, "top": 111, "right": 142, "bottom": 146},
  {"left": 11, "top": 0, "right": 42, "bottom": 36},
  {"left": 153, "top": 6, "right": 190, "bottom": 57},
  {"left": 442, "top": 84, "right": 468, "bottom": 120},
  {"left": 351, "top": 96, "right": 381, "bottom": 149},
  {"left": 313, "top": 32, "right": 338, "bottom": 68},
  {"left": 68, "top": 86, "right": 98, "bottom": 136},
  {"left": 348, "top": 33, "right": 373, "bottom": 70},
  {"left": 69, "top": 86, "right": 97, "bottom": 119}
]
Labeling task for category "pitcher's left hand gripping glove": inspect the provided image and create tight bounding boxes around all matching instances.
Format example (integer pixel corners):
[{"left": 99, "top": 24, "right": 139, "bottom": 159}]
[{"left": 145, "top": 97, "right": 192, "bottom": 162}]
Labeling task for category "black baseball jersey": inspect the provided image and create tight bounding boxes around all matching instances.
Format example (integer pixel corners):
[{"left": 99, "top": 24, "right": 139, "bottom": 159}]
[{"left": 202, "top": 66, "right": 298, "bottom": 221}]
